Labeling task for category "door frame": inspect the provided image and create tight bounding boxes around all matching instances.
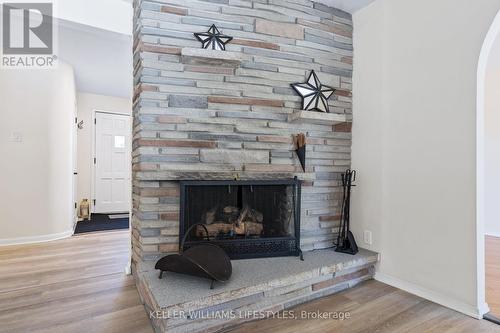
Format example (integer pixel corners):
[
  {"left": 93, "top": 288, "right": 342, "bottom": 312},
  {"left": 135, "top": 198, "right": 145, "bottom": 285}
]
[
  {"left": 476, "top": 9, "right": 500, "bottom": 318},
  {"left": 91, "top": 110, "right": 132, "bottom": 214}
]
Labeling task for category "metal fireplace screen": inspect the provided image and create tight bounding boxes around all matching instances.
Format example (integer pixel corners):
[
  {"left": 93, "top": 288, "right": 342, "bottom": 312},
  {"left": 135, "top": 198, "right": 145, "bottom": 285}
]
[{"left": 179, "top": 179, "right": 301, "bottom": 259}]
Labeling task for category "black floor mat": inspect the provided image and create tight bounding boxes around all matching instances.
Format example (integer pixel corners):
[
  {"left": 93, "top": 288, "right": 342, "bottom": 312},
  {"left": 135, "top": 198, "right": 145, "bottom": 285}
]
[
  {"left": 484, "top": 313, "right": 500, "bottom": 325},
  {"left": 74, "top": 214, "right": 129, "bottom": 234}
]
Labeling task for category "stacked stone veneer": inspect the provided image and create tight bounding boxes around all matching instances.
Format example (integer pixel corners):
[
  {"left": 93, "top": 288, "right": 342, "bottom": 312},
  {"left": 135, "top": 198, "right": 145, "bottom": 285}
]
[{"left": 132, "top": 0, "right": 353, "bottom": 265}]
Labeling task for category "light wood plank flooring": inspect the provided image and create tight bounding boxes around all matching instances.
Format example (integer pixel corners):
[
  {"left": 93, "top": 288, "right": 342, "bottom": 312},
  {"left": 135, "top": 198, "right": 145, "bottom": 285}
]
[
  {"left": 487, "top": 235, "right": 500, "bottom": 318},
  {"left": 0, "top": 231, "right": 153, "bottom": 333},
  {"left": 231, "top": 280, "right": 500, "bottom": 333},
  {"left": 1, "top": 231, "right": 498, "bottom": 333}
]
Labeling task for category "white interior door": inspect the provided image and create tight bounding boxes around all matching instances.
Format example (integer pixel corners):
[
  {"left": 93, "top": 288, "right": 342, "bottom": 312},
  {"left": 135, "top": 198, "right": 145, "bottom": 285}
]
[{"left": 94, "top": 112, "right": 131, "bottom": 213}]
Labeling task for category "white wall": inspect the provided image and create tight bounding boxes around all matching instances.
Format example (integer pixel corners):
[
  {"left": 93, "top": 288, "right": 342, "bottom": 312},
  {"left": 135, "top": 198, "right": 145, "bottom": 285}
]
[
  {"left": 485, "top": 48, "right": 500, "bottom": 237},
  {"left": 349, "top": 0, "right": 385, "bottom": 257},
  {"left": 0, "top": 62, "right": 76, "bottom": 244},
  {"left": 352, "top": 0, "right": 500, "bottom": 317},
  {"left": 76, "top": 92, "right": 131, "bottom": 211}
]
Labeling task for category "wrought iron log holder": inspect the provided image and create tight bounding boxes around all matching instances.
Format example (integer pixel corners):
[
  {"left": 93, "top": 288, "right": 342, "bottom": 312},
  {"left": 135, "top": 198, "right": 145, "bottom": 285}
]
[{"left": 155, "top": 223, "right": 232, "bottom": 289}]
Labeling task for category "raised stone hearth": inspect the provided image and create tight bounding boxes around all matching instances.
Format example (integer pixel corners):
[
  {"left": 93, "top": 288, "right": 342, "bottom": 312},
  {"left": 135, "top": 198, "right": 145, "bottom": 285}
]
[{"left": 136, "top": 249, "right": 377, "bottom": 333}]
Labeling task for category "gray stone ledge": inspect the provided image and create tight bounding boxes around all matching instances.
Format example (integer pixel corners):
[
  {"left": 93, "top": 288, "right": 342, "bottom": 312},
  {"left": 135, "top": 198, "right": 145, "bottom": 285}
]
[
  {"left": 288, "top": 110, "right": 349, "bottom": 125},
  {"left": 181, "top": 47, "right": 251, "bottom": 63},
  {"left": 135, "top": 170, "right": 315, "bottom": 181}
]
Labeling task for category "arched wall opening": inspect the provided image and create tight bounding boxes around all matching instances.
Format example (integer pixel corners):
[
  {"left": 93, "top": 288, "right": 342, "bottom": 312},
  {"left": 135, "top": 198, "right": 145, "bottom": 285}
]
[{"left": 477, "top": 9, "right": 500, "bottom": 318}]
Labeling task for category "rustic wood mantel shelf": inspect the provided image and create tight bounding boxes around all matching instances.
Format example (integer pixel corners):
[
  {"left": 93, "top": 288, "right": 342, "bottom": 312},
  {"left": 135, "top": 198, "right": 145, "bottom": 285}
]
[{"left": 288, "top": 110, "right": 350, "bottom": 125}]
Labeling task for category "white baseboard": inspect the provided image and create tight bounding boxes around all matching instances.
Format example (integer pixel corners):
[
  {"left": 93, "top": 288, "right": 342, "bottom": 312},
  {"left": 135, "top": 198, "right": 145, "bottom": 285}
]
[
  {"left": 485, "top": 232, "right": 500, "bottom": 238},
  {"left": 478, "top": 301, "right": 491, "bottom": 317},
  {"left": 124, "top": 263, "right": 132, "bottom": 275},
  {"left": 375, "top": 272, "right": 485, "bottom": 319},
  {"left": 0, "top": 229, "right": 74, "bottom": 246}
]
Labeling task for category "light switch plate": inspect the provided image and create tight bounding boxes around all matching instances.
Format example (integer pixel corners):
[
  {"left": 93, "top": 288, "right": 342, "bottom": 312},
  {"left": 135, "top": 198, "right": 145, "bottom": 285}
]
[
  {"left": 363, "top": 230, "right": 373, "bottom": 245},
  {"left": 9, "top": 132, "right": 23, "bottom": 142}
]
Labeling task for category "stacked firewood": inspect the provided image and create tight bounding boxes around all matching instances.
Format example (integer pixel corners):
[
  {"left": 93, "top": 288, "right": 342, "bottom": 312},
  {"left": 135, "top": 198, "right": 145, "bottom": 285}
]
[{"left": 196, "top": 205, "right": 264, "bottom": 237}]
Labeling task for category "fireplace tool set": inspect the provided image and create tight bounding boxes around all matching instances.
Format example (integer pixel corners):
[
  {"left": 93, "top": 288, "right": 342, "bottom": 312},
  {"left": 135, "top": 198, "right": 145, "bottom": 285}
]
[{"left": 335, "top": 169, "right": 359, "bottom": 255}]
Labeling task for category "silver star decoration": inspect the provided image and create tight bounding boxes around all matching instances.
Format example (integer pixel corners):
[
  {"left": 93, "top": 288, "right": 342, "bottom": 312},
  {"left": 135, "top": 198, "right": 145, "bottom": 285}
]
[
  {"left": 194, "top": 25, "right": 233, "bottom": 51},
  {"left": 291, "top": 71, "right": 335, "bottom": 113}
]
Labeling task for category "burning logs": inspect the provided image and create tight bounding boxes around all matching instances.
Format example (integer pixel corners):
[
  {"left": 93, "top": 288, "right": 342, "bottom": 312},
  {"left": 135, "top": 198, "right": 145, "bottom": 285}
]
[{"left": 196, "top": 206, "right": 264, "bottom": 237}]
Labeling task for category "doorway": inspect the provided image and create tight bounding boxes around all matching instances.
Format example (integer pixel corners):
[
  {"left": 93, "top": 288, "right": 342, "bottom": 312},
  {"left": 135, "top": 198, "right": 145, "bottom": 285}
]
[{"left": 75, "top": 110, "right": 132, "bottom": 235}]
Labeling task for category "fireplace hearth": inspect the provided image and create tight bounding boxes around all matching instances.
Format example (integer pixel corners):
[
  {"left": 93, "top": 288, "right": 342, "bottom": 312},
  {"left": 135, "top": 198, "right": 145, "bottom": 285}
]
[{"left": 179, "top": 179, "right": 302, "bottom": 259}]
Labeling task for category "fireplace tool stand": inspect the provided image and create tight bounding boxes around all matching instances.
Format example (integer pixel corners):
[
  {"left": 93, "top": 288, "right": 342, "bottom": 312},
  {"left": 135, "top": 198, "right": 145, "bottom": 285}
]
[
  {"left": 292, "top": 177, "right": 304, "bottom": 261},
  {"left": 335, "top": 169, "right": 359, "bottom": 255}
]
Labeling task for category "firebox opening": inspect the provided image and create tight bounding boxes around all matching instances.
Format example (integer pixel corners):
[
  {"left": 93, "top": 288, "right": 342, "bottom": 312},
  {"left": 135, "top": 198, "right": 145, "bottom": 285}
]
[{"left": 179, "top": 179, "right": 302, "bottom": 259}]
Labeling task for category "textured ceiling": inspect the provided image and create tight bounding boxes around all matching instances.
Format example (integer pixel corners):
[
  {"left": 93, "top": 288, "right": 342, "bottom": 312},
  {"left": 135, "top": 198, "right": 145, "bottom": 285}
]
[
  {"left": 57, "top": 19, "right": 132, "bottom": 98},
  {"left": 314, "top": 0, "right": 376, "bottom": 13},
  {"left": 122, "top": 0, "right": 375, "bottom": 13}
]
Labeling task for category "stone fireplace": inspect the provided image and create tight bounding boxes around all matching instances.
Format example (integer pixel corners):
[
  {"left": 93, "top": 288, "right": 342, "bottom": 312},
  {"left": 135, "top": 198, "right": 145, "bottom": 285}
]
[
  {"left": 131, "top": 1, "right": 377, "bottom": 332},
  {"left": 131, "top": 0, "right": 354, "bottom": 267},
  {"left": 179, "top": 179, "right": 301, "bottom": 259}
]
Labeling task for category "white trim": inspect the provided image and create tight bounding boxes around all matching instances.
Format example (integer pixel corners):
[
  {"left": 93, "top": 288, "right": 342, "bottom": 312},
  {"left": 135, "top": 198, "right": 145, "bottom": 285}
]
[
  {"left": 0, "top": 230, "right": 74, "bottom": 246},
  {"left": 125, "top": 263, "right": 132, "bottom": 275},
  {"left": 478, "top": 301, "right": 491, "bottom": 318},
  {"left": 375, "top": 272, "right": 488, "bottom": 319},
  {"left": 476, "top": 9, "right": 500, "bottom": 319},
  {"left": 485, "top": 232, "right": 500, "bottom": 238},
  {"left": 91, "top": 110, "right": 97, "bottom": 213}
]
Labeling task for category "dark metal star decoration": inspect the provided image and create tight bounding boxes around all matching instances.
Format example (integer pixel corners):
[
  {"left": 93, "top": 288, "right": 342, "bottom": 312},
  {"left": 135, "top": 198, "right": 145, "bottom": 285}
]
[
  {"left": 194, "top": 24, "right": 233, "bottom": 51},
  {"left": 291, "top": 70, "right": 335, "bottom": 113}
]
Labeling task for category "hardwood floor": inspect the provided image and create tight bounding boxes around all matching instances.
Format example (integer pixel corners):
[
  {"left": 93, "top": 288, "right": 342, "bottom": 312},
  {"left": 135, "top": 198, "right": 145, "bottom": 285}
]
[
  {"left": 1, "top": 232, "right": 498, "bottom": 333},
  {"left": 487, "top": 235, "right": 500, "bottom": 318},
  {"left": 231, "top": 280, "right": 500, "bottom": 333},
  {"left": 0, "top": 231, "right": 153, "bottom": 333}
]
